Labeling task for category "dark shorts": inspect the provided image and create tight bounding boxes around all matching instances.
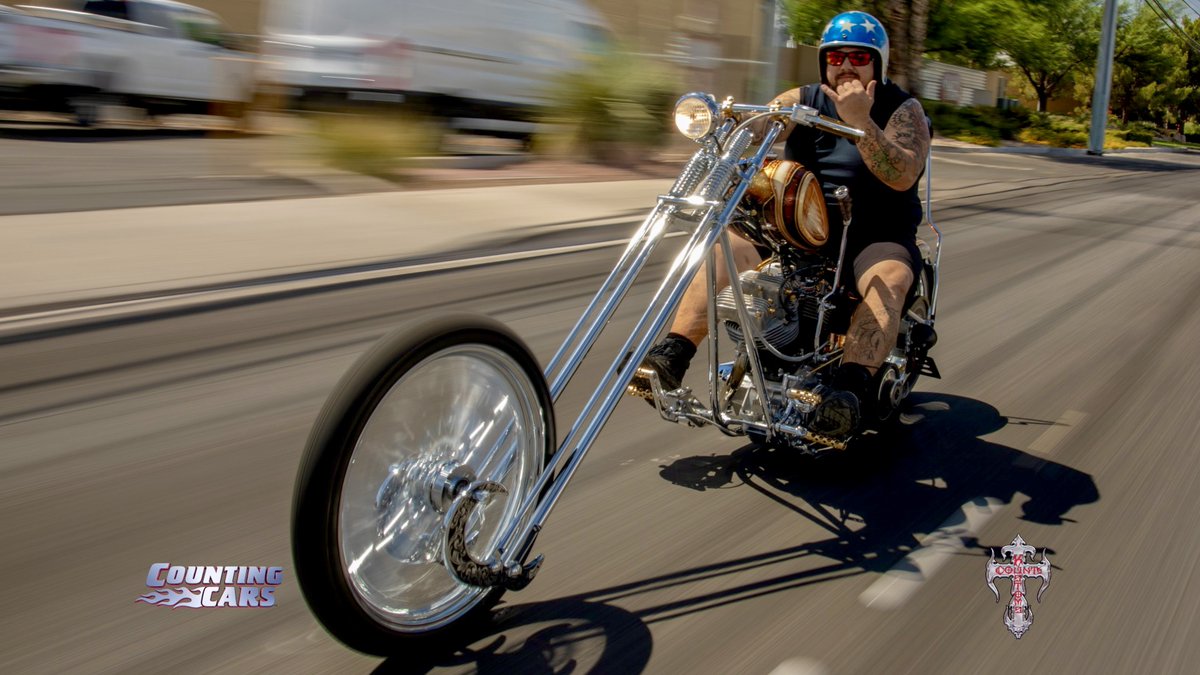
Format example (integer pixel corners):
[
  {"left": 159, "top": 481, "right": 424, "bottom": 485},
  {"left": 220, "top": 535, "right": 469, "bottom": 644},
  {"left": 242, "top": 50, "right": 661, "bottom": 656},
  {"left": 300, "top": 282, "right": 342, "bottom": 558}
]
[
  {"left": 849, "top": 240, "right": 924, "bottom": 305},
  {"left": 851, "top": 240, "right": 923, "bottom": 283}
]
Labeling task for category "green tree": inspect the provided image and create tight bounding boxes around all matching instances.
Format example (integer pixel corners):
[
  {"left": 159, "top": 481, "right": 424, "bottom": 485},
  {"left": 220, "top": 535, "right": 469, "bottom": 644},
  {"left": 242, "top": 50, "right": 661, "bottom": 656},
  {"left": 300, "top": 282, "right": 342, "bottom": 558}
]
[
  {"left": 924, "top": 0, "right": 1020, "bottom": 68},
  {"left": 1175, "top": 15, "right": 1200, "bottom": 127},
  {"left": 1108, "top": 2, "right": 1177, "bottom": 123},
  {"left": 998, "top": 0, "right": 1101, "bottom": 111}
]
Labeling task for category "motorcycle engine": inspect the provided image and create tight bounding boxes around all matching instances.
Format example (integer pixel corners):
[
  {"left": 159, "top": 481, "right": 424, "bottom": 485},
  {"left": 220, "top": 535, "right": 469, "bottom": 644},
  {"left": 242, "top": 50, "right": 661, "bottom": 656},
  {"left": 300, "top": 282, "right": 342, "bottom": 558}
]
[{"left": 716, "top": 261, "right": 826, "bottom": 351}]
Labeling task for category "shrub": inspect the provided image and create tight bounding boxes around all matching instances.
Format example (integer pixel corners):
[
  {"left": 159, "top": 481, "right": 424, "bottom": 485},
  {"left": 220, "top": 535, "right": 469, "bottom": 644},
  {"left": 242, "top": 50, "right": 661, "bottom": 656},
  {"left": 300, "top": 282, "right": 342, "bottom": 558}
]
[
  {"left": 920, "top": 99, "right": 1029, "bottom": 145},
  {"left": 310, "top": 110, "right": 444, "bottom": 181},
  {"left": 1125, "top": 130, "right": 1154, "bottom": 144},
  {"left": 1127, "top": 120, "right": 1158, "bottom": 135},
  {"left": 1018, "top": 126, "right": 1088, "bottom": 148},
  {"left": 538, "top": 48, "right": 679, "bottom": 164}
]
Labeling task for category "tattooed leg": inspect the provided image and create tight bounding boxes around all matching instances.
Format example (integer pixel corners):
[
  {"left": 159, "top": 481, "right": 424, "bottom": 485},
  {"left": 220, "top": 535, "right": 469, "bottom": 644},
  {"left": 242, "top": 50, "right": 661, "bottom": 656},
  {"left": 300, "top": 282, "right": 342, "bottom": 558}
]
[{"left": 843, "top": 260, "right": 913, "bottom": 373}]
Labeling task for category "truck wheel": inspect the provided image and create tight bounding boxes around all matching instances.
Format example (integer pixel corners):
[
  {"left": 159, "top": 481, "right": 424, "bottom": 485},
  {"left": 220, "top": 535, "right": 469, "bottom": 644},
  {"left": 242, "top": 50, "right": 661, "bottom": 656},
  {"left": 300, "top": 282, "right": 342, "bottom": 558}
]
[{"left": 70, "top": 94, "right": 104, "bottom": 127}]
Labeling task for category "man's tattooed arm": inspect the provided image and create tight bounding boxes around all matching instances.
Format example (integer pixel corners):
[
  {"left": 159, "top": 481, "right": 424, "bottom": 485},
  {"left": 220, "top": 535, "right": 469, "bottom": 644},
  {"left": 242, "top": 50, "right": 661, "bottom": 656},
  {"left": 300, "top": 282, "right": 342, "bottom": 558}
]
[{"left": 854, "top": 98, "right": 930, "bottom": 191}]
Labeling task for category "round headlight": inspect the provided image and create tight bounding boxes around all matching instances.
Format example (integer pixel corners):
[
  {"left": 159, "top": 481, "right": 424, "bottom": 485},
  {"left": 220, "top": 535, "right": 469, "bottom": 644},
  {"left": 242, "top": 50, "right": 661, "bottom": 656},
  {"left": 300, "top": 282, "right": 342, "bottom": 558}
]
[{"left": 673, "top": 93, "right": 718, "bottom": 141}]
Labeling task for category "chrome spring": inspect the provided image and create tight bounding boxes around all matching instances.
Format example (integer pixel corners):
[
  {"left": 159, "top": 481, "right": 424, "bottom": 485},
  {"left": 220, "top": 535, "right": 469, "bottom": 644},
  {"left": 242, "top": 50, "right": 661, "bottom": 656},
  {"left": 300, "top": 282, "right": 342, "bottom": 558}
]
[
  {"left": 697, "top": 128, "right": 753, "bottom": 201},
  {"left": 669, "top": 151, "right": 714, "bottom": 197}
]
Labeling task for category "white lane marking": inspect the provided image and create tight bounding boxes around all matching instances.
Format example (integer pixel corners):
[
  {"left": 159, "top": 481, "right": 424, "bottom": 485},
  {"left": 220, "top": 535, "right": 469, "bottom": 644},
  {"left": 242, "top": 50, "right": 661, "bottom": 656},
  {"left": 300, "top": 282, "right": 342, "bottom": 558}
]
[
  {"left": 1027, "top": 410, "right": 1087, "bottom": 455},
  {"left": 932, "top": 156, "right": 1034, "bottom": 171},
  {"left": 859, "top": 497, "right": 1004, "bottom": 610},
  {"left": 0, "top": 231, "right": 687, "bottom": 332},
  {"left": 769, "top": 658, "right": 830, "bottom": 675}
]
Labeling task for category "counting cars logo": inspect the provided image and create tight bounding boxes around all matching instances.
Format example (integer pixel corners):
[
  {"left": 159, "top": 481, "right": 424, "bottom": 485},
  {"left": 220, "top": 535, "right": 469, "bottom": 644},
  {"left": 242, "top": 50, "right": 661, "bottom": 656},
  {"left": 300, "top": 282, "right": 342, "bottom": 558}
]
[
  {"left": 136, "top": 564, "right": 283, "bottom": 608},
  {"left": 984, "top": 535, "right": 1051, "bottom": 639}
]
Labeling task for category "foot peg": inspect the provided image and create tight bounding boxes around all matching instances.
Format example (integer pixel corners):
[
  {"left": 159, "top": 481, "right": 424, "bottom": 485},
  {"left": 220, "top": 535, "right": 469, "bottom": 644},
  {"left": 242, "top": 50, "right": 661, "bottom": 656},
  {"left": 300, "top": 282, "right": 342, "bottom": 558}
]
[
  {"left": 626, "top": 366, "right": 660, "bottom": 401},
  {"left": 442, "top": 481, "right": 542, "bottom": 591},
  {"left": 910, "top": 323, "right": 938, "bottom": 350}
]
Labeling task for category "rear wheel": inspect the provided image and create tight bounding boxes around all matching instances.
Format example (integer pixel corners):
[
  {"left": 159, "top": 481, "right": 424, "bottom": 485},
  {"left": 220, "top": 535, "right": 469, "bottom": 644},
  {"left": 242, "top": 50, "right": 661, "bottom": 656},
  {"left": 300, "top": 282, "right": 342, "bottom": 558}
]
[{"left": 292, "top": 314, "right": 554, "bottom": 654}]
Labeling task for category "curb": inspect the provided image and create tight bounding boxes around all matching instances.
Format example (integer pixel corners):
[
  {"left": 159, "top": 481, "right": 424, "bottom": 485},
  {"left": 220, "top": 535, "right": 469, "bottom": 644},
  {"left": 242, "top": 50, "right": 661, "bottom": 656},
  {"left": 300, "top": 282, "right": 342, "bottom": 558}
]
[{"left": 932, "top": 139, "right": 1199, "bottom": 158}]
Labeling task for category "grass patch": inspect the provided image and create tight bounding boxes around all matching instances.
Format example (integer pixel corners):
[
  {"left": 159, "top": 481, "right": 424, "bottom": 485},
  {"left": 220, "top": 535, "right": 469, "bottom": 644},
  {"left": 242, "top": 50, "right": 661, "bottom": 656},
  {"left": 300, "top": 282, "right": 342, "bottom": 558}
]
[{"left": 1151, "top": 139, "right": 1200, "bottom": 150}]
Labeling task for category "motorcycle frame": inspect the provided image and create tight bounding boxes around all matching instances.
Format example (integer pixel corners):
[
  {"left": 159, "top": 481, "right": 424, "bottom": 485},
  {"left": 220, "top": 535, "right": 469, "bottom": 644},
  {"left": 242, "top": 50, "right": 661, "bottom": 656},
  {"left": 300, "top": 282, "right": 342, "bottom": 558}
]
[{"left": 488, "top": 100, "right": 936, "bottom": 573}]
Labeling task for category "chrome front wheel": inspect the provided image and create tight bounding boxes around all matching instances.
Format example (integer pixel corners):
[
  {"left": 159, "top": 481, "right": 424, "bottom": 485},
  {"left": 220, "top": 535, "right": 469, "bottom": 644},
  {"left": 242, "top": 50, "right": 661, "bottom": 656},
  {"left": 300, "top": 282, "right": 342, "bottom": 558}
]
[{"left": 293, "top": 314, "right": 554, "bottom": 654}]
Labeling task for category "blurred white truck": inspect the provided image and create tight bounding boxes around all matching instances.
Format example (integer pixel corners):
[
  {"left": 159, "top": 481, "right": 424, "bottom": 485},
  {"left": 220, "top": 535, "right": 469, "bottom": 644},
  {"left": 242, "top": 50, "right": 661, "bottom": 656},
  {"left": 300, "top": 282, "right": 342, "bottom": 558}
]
[
  {"left": 0, "top": 0, "right": 256, "bottom": 125},
  {"left": 260, "top": 0, "right": 610, "bottom": 139}
]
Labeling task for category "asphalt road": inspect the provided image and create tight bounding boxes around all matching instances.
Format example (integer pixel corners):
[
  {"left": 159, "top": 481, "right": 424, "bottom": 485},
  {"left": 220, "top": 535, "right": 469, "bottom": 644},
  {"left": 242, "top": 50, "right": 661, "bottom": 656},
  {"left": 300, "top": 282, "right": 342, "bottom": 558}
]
[
  {"left": 0, "top": 116, "right": 383, "bottom": 215},
  {"left": 2, "top": 149, "right": 1200, "bottom": 674}
]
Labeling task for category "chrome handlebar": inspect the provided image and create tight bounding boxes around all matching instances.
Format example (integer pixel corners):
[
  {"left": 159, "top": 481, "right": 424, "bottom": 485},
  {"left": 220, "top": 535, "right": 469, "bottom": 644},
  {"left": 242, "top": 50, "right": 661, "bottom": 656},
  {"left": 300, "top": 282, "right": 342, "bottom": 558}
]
[{"left": 728, "top": 102, "right": 865, "bottom": 141}]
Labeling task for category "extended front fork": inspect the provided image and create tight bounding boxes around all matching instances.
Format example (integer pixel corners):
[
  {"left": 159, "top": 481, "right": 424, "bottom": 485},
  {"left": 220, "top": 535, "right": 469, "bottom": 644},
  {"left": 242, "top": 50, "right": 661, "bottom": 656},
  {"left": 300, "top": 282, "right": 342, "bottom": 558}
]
[{"left": 442, "top": 121, "right": 792, "bottom": 588}]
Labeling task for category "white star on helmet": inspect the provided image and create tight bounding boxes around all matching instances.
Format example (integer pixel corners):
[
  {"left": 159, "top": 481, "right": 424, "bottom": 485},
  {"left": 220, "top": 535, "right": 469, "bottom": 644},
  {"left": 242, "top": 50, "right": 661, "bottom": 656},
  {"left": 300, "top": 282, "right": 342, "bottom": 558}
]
[{"left": 860, "top": 20, "right": 877, "bottom": 34}]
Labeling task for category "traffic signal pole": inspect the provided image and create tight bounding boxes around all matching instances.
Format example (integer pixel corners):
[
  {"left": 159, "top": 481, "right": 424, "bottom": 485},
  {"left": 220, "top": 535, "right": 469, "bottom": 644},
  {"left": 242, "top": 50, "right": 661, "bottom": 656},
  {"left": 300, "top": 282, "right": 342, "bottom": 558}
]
[{"left": 1088, "top": 0, "right": 1120, "bottom": 155}]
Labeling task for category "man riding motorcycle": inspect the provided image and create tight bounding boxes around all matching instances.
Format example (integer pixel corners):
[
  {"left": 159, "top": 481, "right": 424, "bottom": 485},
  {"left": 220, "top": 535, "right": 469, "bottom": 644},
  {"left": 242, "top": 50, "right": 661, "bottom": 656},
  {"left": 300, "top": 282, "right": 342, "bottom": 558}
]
[{"left": 631, "top": 11, "right": 931, "bottom": 439}]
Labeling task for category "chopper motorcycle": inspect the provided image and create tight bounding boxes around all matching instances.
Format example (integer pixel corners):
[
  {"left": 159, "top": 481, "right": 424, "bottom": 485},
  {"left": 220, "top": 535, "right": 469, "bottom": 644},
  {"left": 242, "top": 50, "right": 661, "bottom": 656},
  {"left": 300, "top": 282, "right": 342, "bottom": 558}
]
[{"left": 291, "top": 92, "right": 942, "bottom": 654}]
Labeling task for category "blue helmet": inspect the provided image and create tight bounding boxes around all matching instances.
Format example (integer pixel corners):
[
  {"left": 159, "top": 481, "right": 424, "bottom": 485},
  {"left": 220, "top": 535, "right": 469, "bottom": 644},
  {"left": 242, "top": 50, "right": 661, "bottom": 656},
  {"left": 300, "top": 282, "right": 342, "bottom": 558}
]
[{"left": 819, "top": 11, "right": 889, "bottom": 86}]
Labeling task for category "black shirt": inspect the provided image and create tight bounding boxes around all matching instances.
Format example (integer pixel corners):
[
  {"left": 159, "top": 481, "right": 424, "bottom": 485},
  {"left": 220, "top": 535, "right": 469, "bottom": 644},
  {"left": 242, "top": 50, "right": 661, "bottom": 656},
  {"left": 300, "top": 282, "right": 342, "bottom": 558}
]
[{"left": 783, "top": 82, "right": 923, "bottom": 251}]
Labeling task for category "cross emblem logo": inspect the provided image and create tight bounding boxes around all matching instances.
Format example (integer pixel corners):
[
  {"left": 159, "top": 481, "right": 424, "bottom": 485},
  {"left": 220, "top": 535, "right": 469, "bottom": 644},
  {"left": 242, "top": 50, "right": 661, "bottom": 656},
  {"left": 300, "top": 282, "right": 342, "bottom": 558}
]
[{"left": 985, "top": 535, "right": 1051, "bottom": 639}]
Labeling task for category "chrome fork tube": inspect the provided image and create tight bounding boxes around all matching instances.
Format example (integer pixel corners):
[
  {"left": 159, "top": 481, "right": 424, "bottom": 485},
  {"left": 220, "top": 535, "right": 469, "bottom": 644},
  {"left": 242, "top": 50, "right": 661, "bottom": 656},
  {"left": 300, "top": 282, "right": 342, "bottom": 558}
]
[
  {"left": 497, "top": 128, "right": 762, "bottom": 566},
  {"left": 495, "top": 204, "right": 721, "bottom": 565},
  {"left": 715, "top": 228, "right": 775, "bottom": 437},
  {"left": 705, "top": 245, "right": 731, "bottom": 427},
  {"left": 545, "top": 200, "right": 669, "bottom": 399},
  {"left": 545, "top": 149, "right": 714, "bottom": 401}
]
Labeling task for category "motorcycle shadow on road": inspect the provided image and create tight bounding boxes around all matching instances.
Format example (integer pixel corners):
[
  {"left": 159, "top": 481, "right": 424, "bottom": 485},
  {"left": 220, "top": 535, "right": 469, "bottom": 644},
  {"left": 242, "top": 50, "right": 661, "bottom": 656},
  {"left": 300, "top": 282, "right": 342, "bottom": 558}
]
[
  {"left": 661, "top": 392, "right": 1099, "bottom": 564},
  {"left": 373, "top": 392, "right": 1097, "bottom": 674},
  {"left": 373, "top": 598, "right": 653, "bottom": 675}
]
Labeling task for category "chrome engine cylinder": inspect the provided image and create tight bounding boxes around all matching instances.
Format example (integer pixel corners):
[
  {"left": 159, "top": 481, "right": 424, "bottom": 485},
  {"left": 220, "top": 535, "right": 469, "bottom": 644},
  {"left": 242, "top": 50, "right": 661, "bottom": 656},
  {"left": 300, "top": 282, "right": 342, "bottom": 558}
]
[{"left": 717, "top": 264, "right": 801, "bottom": 349}]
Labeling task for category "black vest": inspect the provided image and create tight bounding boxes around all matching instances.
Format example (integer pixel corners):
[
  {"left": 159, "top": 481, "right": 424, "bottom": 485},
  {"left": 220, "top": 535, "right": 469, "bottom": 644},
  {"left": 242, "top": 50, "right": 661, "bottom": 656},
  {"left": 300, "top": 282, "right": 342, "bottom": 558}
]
[{"left": 784, "top": 82, "right": 923, "bottom": 250}]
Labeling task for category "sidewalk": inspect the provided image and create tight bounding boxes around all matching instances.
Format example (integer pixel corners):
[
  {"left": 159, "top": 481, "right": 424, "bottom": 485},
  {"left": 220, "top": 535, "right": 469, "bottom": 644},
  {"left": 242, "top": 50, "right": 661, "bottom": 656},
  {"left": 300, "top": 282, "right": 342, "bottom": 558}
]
[
  {"left": 5, "top": 136, "right": 1194, "bottom": 332},
  {"left": 3, "top": 178, "right": 675, "bottom": 317}
]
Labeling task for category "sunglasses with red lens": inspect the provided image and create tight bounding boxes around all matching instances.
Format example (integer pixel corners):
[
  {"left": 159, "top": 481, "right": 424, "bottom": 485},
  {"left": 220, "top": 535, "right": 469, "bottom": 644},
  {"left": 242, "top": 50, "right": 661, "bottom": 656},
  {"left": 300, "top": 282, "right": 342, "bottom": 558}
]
[{"left": 825, "top": 50, "right": 873, "bottom": 67}]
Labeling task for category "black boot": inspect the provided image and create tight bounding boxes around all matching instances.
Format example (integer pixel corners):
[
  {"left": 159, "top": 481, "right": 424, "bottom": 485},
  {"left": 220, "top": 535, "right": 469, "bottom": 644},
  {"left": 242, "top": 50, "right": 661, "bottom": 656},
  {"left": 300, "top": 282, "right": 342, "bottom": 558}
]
[
  {"left": 628, "top": 333, "right": 696, "bottom": 404},
  {"left": 809, "top": 363, "right": 872, "bottom": 438}
]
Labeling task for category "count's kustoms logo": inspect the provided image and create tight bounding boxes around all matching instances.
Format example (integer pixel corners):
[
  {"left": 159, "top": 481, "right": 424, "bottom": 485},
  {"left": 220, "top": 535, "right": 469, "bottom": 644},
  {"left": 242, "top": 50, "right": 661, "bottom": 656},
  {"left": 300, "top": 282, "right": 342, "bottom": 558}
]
[
  {"left": 136, "top": 563, "right": 283, "bottom": 608},
  {"left": 984, "top": 535, "right": 1051, "bottom": 639}
]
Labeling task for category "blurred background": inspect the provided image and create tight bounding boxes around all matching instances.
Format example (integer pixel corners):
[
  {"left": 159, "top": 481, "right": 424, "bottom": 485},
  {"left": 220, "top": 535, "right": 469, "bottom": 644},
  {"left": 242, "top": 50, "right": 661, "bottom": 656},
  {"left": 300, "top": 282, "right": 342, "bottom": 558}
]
[
  {"left": 2, "top": 2, "right": 1200, "bottom": 674},
  {"left": 2, "top": 0, "right": 1195, "bottom": 173}
]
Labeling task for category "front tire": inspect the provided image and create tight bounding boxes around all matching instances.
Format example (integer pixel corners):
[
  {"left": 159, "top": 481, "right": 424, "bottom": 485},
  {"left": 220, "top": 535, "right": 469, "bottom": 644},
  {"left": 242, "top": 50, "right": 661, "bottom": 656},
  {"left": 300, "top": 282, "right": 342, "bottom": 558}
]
[{"left": 292, "top": 314, "right": 555, "bottom": 655}]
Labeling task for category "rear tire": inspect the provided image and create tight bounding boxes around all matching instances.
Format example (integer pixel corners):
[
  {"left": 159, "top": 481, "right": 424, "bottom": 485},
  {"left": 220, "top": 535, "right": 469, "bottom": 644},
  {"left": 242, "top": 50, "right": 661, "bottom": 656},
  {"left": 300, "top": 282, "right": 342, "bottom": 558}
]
[{"left": 292, "top": 314, "right": 555, "bottom": 655}]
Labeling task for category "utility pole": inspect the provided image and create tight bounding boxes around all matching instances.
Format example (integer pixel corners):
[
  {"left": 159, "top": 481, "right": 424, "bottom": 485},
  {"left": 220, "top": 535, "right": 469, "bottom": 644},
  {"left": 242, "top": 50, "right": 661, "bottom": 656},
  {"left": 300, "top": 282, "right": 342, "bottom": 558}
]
[{"left": 1088, "top": 0, "right": 1119, "bottom": 155}]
